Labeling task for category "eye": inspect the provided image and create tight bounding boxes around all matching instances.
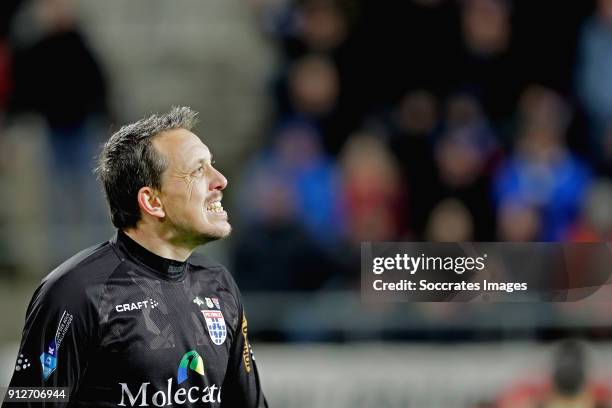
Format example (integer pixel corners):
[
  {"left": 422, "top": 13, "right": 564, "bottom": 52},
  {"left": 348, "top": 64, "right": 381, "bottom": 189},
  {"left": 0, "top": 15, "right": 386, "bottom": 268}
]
[{"left": 194, "top": 165, "right": 204, "bottom": 175}]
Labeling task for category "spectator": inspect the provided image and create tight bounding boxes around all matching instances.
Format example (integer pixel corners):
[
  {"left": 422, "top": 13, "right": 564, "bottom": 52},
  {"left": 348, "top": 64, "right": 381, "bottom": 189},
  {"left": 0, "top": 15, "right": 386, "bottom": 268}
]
[
  {"left": 427, "top": 120, "right": 498, "bottom": 241},
  {"left": 232, "top": 171, "right": 337, "bottom": 291},
  {"left": 339, "top": 131, "right": 407, "bottom": 243},
  {"left": 9, "top": 0, "right": 108, "bottom": 261},
  {"left": 232, "top": 120, "right": 345, "bottom": 291},
  {"left": 389, "top": 89, "right": 439, "bottom": 238},
  {"left": 494, "top": 85, "right": 592, "bottom": 241},
  {"left": 274, "top": 54, "right": 351, "bottom": 153},
  {"left": 237, "top": 119, "right": 345, "bottom": 246},
  {"left": 452, "top": 0, "right": 522, "bottom": 126}
]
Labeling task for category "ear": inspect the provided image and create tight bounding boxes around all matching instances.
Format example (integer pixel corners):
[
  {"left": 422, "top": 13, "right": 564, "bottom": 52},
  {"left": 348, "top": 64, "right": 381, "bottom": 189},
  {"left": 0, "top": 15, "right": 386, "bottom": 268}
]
[{"left": 137, "top": 186, "right": 165, "bottom": 219}]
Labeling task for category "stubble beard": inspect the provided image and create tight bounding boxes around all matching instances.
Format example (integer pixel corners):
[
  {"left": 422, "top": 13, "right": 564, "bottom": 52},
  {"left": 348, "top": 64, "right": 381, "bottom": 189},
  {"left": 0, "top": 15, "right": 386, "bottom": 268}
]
[{"left": 176, "top": 220, "right": 232, "bottom": 248}]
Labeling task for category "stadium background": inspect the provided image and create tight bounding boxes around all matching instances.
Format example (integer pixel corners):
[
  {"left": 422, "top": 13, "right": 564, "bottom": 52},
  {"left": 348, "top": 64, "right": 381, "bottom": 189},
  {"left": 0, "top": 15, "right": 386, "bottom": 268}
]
[{"left": 1, "top": 0, "right": 612, "bottom": 406}]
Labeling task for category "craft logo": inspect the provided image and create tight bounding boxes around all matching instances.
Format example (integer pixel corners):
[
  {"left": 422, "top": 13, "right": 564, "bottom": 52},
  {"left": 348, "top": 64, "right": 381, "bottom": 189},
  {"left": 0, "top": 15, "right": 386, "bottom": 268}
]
[
  {"left": 115, "top": 299, "right": 159, "bottom": 313},
  {"left": 118, "top": 350, "right": 221, "bottom": 406},
  {"left": 177, "top": 350, "right": 205, "bottom": 384},
  {"left": 202, "top": 310, "right": 226, "bottom": 345},
  {"left": 192, "top": 297, "right": 205, "bottom": 307},
  {"left": 40, "top": 310, "right": 73, "bottom": 381}
]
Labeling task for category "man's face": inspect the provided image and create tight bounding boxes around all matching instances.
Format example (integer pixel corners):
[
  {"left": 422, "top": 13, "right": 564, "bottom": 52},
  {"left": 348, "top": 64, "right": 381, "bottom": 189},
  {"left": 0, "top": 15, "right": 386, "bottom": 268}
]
[{"left": 152, "top": 128, "right": 231, "bottom": 245}]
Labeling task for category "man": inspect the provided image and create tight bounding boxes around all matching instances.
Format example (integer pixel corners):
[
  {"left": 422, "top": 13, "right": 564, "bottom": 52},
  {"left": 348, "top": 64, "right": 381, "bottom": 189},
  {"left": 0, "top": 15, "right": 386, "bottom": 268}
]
[{"left": 3, "top": 107, "right": 268, "bottom": 407}]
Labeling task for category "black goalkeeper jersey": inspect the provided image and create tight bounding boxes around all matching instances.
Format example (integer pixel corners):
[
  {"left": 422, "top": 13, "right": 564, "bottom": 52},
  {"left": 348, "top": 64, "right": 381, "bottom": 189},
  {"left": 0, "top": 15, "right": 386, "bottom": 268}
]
[{"left": 2, "top": 231, "right": 268, "bottom": 407}]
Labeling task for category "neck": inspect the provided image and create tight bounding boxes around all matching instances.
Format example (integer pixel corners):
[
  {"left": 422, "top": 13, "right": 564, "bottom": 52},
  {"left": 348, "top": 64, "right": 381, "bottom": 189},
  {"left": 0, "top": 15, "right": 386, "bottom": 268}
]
[{"left": 123, "top": 224, "right": 195, "bottom": 262}]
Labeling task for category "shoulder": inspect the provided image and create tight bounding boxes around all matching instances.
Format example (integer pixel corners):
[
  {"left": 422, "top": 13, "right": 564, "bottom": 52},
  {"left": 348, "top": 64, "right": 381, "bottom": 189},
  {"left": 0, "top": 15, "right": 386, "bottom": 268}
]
[
  {"left": 188, "top": 252, "right": 241, "bottom": 296},
  {"left": 18, "top": 241, "right": 123, "bottom": 341},
  {"left": 188, "top": 251, "right": 227, "bottom": 271},
  {"left": 36, "top": 240, "right": 123, "bottom": 308}
]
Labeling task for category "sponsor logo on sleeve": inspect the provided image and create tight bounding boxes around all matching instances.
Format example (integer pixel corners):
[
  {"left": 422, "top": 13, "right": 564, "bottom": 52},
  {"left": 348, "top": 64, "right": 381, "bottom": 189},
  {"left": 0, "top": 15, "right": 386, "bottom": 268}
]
[
  {"left": 241, "top": 313, "right": 251, "bottom": 373},
  {"left": 14, "top": 354, "right": 31, "bottom": 372},
  {"left": 40, "top": 310, "right": 73, "bottom": 381}
]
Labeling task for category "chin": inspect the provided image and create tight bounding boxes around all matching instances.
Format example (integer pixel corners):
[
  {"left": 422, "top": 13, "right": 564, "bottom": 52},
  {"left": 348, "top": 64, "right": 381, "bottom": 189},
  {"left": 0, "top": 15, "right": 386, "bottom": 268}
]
[{"left": 199, "top": 222, "right": 232, "bottom": 243}]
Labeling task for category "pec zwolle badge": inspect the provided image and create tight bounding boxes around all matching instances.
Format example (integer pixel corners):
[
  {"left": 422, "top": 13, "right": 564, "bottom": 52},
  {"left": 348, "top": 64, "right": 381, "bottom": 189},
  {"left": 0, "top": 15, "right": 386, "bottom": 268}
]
[{"left": 202, "top": 310, "right": 226, "bottom": 345}]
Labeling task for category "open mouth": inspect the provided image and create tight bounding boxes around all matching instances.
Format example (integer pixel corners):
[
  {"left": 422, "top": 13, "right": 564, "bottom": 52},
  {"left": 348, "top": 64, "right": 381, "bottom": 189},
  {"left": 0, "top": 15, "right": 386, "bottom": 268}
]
[{"left": 206, "top": 200, "right": 224, "bottom": 213}]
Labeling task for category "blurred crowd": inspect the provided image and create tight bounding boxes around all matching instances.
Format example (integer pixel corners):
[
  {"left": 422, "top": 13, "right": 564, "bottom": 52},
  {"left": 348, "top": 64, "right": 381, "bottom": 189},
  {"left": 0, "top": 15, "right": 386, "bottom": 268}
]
[
  {"left": 1, "top": 2, "right": 612, "bottom": 406},
  {"left": 2, "top": 0, "right": 612, "bottom": 291},
  {"left": 231, "top": 0, "right": 612, "bottom": 290},
  {"left": 0, "top": 0, "right": 110, "bottom": 270}
]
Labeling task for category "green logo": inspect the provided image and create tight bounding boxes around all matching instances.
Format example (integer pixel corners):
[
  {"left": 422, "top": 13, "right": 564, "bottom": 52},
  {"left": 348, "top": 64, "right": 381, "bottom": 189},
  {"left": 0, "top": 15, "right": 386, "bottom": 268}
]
[{"left": 177, "top": 350, "right": 204, "bottom": 384}]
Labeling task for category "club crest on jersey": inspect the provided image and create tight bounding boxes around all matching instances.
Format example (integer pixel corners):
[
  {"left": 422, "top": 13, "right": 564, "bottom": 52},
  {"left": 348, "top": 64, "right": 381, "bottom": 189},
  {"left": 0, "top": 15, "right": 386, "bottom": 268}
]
[{"left": 202, "top": 310, "right": 226, "bottom": 345}]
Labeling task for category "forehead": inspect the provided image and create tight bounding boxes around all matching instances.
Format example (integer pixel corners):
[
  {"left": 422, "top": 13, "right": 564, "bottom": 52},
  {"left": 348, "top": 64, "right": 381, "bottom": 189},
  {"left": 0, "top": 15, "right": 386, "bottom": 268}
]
[{"left": 152, "top": 128, "right": 211, "bottom": 168}]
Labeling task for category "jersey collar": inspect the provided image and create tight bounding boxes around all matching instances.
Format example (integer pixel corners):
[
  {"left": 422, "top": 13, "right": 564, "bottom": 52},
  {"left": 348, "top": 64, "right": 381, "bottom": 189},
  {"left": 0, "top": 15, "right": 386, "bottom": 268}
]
[{"left": 114, "top": 230, "right": 187, "bottom": 281}]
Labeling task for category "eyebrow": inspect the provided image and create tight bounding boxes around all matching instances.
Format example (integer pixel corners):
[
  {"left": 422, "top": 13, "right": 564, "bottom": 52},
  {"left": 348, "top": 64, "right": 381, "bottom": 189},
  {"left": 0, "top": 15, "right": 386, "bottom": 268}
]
[{"left": 191, "top": 155, "right": 213, "bottom": 169}]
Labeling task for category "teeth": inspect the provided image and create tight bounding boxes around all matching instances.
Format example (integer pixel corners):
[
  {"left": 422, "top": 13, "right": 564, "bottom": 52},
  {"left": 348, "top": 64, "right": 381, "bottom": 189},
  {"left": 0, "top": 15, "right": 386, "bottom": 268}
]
[{"left": 206, "top": 201, "right": 224, "bottom": 213}]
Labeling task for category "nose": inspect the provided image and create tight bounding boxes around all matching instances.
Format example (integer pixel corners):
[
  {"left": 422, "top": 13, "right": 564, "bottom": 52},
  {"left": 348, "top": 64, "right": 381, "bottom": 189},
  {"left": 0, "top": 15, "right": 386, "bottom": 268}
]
[{"left": 210, "top": 167, "right": 228, "bottom": 191}]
